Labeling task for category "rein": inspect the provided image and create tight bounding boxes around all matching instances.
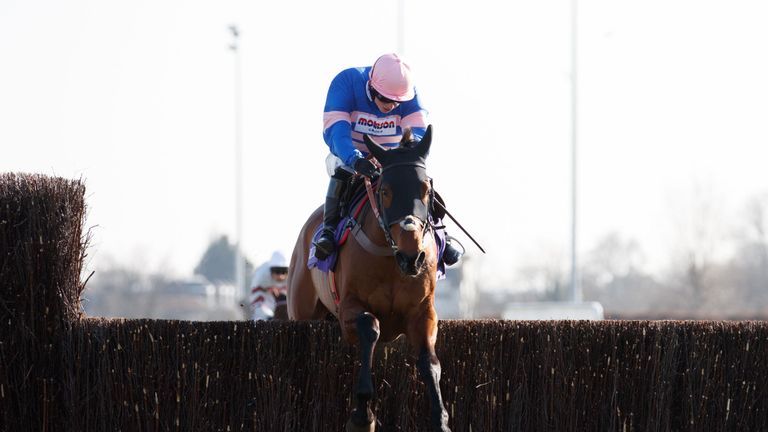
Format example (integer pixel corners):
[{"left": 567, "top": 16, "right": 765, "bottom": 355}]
[{"left": 364, "top": 177, "right": 398, "bottom": 254}]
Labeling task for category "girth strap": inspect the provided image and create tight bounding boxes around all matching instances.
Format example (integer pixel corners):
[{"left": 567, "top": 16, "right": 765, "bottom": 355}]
[{"left": 351, "top": 223, "right": 394, "bottom": 256}]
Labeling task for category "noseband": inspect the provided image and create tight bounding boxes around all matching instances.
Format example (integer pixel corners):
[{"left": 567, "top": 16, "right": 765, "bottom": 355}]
[{"left": 363, "top": 162, "right": 434, "bottom": 256}]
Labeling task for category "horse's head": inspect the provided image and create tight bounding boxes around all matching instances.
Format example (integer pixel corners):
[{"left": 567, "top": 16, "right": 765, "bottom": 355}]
[{"left": 364, "top": 125, "right": 434, "bottom": 277}]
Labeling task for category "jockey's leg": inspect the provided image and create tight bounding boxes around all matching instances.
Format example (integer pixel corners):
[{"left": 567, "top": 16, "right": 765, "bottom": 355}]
[{"left": 314, "top": 168, "right": 352, "bottom": 260}]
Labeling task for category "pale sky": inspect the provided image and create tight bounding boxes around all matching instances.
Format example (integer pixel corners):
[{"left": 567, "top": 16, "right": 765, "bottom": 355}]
[{"left": 2, "top": 0, "right": 767, "bottom": 290}]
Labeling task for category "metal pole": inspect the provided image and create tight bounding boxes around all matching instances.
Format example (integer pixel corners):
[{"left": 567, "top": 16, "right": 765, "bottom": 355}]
[
  {"left": 397, "top": 0, "right": 405, "bottom": 55},
  {"left": 229, "top": 25, "right": 245, "bottom": 300},
  {"left": 570, "top": 0, "right": 582, "bottom": 302}
]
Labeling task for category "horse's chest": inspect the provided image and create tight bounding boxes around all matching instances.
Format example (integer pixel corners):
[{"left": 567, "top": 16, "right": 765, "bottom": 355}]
[{"left": 365, "top": 282, "right": 429, "bottom": 314}]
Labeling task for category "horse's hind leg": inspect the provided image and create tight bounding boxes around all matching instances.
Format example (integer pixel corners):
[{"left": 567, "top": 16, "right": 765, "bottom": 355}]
[{"left": 346, "top": 311, "right": 380, "bottom": 432}]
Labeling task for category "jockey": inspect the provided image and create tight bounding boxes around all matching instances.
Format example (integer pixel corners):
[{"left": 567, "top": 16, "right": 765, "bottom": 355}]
[
  {"left": 249, "top": 250, "right": 289, "bottom": 320},
  {"left": 314, "top": 53, "right": 463, "bottom": 267}
]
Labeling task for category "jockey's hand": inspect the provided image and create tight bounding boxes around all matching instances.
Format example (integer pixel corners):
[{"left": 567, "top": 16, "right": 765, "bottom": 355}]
[{"left": 353, "top": 158, "right": 379, "bottom": 178}]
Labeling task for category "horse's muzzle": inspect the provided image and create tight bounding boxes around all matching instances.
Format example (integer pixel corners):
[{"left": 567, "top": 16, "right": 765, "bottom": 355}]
[
  {"left": 395, "top": 250, "right": 426, "bottom": 276},
  {"left": 398, "top": 215, "right": 424, "bottom": 232}
]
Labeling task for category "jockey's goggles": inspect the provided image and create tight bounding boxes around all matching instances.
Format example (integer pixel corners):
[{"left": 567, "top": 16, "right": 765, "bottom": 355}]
[
  {"left": 376, "top": 94, "right": 399, "bottom": 105},
  {"left": 270, "top": 266, "right": 288, "bottom": 275},
  {"left": 370, "top": 87, "right": 400, "bottom": 106}
]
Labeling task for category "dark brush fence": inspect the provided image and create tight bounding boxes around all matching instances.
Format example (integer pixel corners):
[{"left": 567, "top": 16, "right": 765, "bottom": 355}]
[
  {"left": 0, "top": 173, "right": 87, "bottom": 431},
  {"left": 68, "top": 319, "right": 768, "bottom": 432},
  {"left": 2, "top": 173, "right": 768, "bottom": 432}
]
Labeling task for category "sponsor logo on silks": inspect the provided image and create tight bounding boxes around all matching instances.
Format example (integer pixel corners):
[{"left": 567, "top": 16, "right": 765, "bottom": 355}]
[{"left": 354, "top": 113, "right": 397, "bottom": 136}]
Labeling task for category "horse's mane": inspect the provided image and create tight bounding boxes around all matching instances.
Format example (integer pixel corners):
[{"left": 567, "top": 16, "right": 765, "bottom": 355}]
[
  {"left": 385, "top": 128, "right": 419, "bottom": 156},
  {"left": 401, "top": 128, "right": 414, "bottom": 147}
]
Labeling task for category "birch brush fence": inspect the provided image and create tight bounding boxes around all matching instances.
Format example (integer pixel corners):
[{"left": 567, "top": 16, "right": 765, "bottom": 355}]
[{"left": 1, "top": 173, "right": 766, "bottom": 431}]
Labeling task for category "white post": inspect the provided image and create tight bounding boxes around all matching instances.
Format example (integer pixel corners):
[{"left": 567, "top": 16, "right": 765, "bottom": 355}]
[
  {"left": 570, "top": 0, "right": 582, "bottom": 302},
  {"left": 229, "top": 25, "right": 245, "bottom": 301}
]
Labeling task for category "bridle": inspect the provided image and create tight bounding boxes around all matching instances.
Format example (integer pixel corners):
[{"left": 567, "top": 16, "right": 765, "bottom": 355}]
[{"left": 363, "top": 162, "right": 435, "bottom": 256}]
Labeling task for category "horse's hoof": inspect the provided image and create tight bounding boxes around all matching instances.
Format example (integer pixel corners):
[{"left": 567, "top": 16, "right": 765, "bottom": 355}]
[{"left": 345, "top": 417, "right": 375, "bottom": 432}]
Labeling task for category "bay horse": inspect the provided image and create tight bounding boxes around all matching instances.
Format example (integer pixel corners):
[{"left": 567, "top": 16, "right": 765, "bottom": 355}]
[{"left": 287, "top": 125, "right": 451, "bottom": 432}]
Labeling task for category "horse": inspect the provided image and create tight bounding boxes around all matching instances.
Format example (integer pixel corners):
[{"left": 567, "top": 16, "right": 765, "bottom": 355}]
[{"left": 287, "top": 125, "right": 451, "bottom": 432}]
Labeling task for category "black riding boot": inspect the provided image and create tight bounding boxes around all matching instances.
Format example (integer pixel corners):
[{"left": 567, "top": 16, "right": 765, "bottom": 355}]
[
  {"left": 443, "top": 235, "right": 463, "bottom": 266},
  {"left": 313, "top": 173, "right": 348, "bottom": 260}
]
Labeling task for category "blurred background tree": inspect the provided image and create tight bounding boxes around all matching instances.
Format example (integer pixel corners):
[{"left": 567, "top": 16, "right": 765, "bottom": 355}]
[{"left": 193, "top": 235, "right": 254, "bottom": 285}]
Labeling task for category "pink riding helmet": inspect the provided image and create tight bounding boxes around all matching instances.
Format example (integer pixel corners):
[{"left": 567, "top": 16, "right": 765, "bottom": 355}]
[{"left": 369, "top": 53, "right": 415, "bottom": 102}]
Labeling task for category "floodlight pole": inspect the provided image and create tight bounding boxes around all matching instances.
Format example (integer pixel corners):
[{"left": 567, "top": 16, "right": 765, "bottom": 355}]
[
  {"left": 229, "top": 25, "right": 245, "bottom": 299},
  {"left": 397, "top": 0, "right": 405, "bottom": 55},
  {"left": 569, "top": 0, "right": 582, "bottom": 302}
]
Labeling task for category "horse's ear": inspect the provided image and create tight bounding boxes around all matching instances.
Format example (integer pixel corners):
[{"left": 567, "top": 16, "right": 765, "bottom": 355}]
[
  {"left": 364, "top": 134, "right": 388, "bottom": 163},
  {"left": 416, "top": 125, "right": 432, "bottom": 159}
]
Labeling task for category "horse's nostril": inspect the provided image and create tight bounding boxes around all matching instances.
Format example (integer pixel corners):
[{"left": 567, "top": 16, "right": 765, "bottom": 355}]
[
  {"left": 395, "top": 251, "right": 408, "bottom": 268},
  {"left": 395, "top": 251, "right": 421, "bottom": 275},
  {"left": 415, "top": 251, "right": 425, "bottom": 268}
]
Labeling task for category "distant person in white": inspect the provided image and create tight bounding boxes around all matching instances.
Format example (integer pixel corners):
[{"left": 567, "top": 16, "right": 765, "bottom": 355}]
[{"left": 249, "top": 250, "right": 289, "bottom": 320}]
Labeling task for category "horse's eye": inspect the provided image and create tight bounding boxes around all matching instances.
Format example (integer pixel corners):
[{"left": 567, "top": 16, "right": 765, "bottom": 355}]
[{"left": 380, "top": 187, "right": 393, "bottom": 209}]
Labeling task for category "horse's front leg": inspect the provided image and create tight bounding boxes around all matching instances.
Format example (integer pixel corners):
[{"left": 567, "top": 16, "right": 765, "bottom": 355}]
[
  {"left": 344, "top": 311, "right": 380, "bottom": 432},
  {"left": 408, "top": 307, "right": 451, "bottom": 432}
]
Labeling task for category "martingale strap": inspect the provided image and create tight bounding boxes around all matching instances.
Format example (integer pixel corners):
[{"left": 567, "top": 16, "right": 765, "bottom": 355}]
[{"left": 351, "top": 224, "right": 393, "bottom": 256}]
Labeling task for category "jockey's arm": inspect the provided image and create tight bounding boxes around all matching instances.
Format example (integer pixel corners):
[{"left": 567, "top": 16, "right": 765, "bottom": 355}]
[
  {"left": 324, "top": 121, "right": 363, "bottom": 167},
  {"left": 268, "top": 285, "right": 286, "bottom": 297},
  {"left": 249, "top": 285, "right": 276, "bottom": 320},
  {"left": 399, "top": 92, "right": 429, "bottom": 141},
  {"left": 323, "top": 70, "right": 365, "bottom": 167}
]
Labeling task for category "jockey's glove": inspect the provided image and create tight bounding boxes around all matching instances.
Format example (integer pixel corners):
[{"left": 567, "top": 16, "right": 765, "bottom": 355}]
[{"left": 353, "top": 158, "right": 379, "bottom": 178}]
